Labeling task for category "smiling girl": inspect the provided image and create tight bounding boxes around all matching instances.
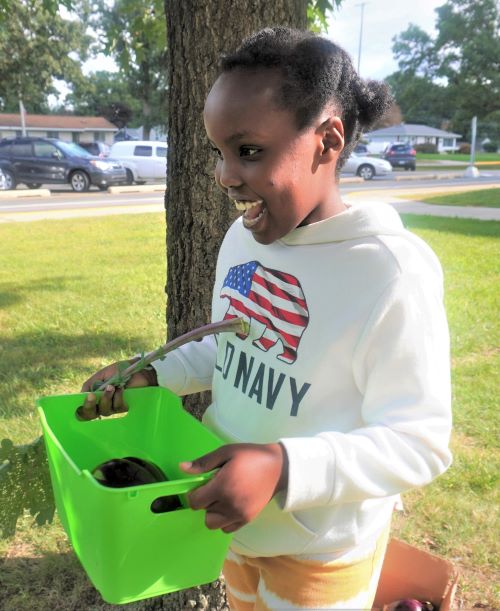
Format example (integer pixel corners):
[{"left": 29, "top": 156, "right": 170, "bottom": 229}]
[{"left": 83, "top": 28, "right": 452, "bottom": 609}]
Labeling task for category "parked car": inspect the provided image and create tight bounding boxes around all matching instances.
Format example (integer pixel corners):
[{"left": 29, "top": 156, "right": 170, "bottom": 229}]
[
  {"left": 78, "top": 141, "right": 111, "bottom": 158},
  {"left": 0, "top": 137, "right": 127, "bottom": 191},
  {"left": 109, "top": 140, "right": 167, "bottom": 184},
  {"left": 382, "top": 143, "right": 416, "bottom": 170},
  {"left": 341, "top": 153, "right": 392, "bottom": 180},
  {"left": 0, "top": 166, "right": 7, "bottom": 190}
]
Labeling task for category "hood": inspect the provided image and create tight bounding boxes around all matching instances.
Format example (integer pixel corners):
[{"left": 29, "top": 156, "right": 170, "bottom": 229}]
[{"left": 280, "top": 201, "right": 406, "bottom": 246}]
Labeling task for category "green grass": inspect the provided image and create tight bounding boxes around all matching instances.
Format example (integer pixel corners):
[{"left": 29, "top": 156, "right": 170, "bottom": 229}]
[
  {"left": 0, "top": 214, "right": 167, "bottom": 444},
  {"left": 416, "top": 152, "right": 500, "bottom": 162},
  {"left": 416, "top": 188, "right": 500, "bottom": 208},
  {"left": 1, "top": 213, "right": 499, "bottom": 608}
]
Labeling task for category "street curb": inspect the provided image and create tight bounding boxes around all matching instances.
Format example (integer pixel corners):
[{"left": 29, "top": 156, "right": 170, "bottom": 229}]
[
  {"left": 108, "top": 184, "right": 166, "bottom": 194},
  {"left": 0, "top": 189, "right": 51, "bottom": 199},
  {"left": 339, "top": 177, "right": 364, "bottom": 184},
  {"left": 394, "top": 172, "right": 461, "bottom": 181}
]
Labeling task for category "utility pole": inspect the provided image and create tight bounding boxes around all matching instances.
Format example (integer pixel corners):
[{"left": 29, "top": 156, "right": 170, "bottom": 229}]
[
  {"left": 356, "top": 2, "right": 368, "bottom": 74},
  {"left": 19, "top": 97, "right": 27, "bottom": 137},
  {"left": 465, "top": 116, "right": 480, "bottom": 177}
]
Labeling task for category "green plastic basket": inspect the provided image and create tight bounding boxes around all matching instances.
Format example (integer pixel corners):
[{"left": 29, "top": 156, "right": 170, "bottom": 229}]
[{"left": 37, "top": 386, "right": 232, "bottom": 605}]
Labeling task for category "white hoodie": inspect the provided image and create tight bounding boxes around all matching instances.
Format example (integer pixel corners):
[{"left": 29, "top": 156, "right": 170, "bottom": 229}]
[{"left": 152, "top": 202, "right": 452, "bottom": 557}]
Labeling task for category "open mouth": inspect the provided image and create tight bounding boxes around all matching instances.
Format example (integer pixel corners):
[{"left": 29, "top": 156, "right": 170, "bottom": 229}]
[{"left": 232, "top": 199, "right": 266, "bottom": 229}]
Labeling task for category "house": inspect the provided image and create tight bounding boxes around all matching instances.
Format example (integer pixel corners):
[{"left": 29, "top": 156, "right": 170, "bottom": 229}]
[
  {"left": 363, "top": 123, "right": 462, "bottom": 154},
  {"left": 0, "top": 113, "right": 118, "bottom": 145}
]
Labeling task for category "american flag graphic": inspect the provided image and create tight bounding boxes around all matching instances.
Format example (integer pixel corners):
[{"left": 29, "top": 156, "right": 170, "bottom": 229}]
[{"left": 220, "top": 260, "right": 309, "bottom": 364}]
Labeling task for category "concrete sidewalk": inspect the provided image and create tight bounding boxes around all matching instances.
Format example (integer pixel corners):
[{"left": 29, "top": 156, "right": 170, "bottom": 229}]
[{"left": 344, "top": 183, "right": 500, "bottom": 221}]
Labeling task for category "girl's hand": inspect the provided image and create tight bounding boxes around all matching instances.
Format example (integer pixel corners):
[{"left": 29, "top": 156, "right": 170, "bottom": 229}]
[
  {"left": 79, "top": 359, "right": 157, "bottom": 418},
  {"left": 180, "top": 443, "right": 288, "bottom": 533}
]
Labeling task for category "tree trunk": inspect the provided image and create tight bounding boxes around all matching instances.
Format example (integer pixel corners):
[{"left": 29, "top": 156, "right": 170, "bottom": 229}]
[{"left": 152, "top": 2, "right": 306, "bottom": 609}]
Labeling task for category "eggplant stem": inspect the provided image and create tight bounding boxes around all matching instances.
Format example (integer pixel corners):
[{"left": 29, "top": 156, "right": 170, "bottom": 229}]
[{"left": 95, "top": 317, "right": 249, "bottom": 391}]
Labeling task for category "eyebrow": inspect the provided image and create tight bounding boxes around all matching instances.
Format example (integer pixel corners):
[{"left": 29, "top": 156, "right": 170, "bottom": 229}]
[{"left": 208, "top": 131, "right": 257, "bottom": 147}]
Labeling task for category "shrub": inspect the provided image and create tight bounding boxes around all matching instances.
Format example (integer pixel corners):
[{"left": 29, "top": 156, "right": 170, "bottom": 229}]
[
  {"left": 415, "top": 143, "right": 438, "bottom": 154},
  {"left": 458, "top": 143, "right": 471, "bottom": 154},
  {"left": 482, "top": 141, "right": 498, "bottom": 153}
]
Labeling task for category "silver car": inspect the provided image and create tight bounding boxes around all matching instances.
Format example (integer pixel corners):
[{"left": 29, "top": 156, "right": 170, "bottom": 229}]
[
  {"left": 341, "top": 153, "right": 393, "bottom": 180},
  {"left": 0, "top": 167, "right": 7, "bottom": 190}
]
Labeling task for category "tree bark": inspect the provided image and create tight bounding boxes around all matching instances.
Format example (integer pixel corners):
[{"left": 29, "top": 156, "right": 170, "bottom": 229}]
[
  {"left": 156, "top": 2, "right": 306, "bottom": 609},
  {"left": 165, "top": 0, "right": 306, "bottom": 417}
]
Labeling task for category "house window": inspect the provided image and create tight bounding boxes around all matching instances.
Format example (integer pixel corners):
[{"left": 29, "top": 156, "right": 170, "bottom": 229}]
[
  {"left": 443, "top": 138, "right": 453, "bottom": 147},
  {"left": 94, "top": 132, "right": 105, "bottom": 142},
  {"left": 72, "top": 132, "right": 80, "bottom": 143},
  {"left": 47, "top": 131, "right": 59, "bottom": 139}
]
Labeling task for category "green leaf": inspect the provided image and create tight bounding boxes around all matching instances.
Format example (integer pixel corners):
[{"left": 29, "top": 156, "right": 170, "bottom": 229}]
[{"left": 0, "top": 437, "right": 55, "bottom": 539}]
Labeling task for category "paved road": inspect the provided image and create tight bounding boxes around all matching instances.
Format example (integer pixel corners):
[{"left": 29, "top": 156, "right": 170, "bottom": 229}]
[{"left": 0, "top": 177, "right": 498, "bottom": 223}]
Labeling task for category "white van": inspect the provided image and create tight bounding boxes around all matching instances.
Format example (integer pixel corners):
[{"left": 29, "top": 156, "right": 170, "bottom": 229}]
[{"left": 109, "top": 140, "right": 167, "bottom": 184}]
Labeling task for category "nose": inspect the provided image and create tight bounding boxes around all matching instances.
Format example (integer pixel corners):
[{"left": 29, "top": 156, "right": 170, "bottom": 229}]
[{"left": 216, "top": 157, "right": 243, "bottom": 191}]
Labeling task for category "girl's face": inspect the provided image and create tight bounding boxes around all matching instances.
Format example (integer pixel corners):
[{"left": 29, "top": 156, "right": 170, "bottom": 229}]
[{"left": 203, "top": 69, "right": 345, "bottom": 244}]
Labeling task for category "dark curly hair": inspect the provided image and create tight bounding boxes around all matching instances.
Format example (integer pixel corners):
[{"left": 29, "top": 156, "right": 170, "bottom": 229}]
[{"left": 219, "top": 27, "right": 393, "bottom": 171}]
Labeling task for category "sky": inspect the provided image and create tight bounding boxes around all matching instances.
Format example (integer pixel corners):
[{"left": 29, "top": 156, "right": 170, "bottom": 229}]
[{"left": 327, "top": 0, "right": 443, "bottom": 79}]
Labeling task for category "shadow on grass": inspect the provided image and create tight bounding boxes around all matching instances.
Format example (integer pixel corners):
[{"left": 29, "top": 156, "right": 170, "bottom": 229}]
[
  {"left": 0, "top": 330, "right": 154, "bottom": 419},
  {"left": 0, "top": 276, "right": 83, "bottom": 310},
  {"left": 0, "top": 552, "right": 226, "bottom": 610},
  {"left": 401, "top": 214, "right": 500, "bottom": 238},
  {"left": 0, "top": 552, "right": 121, "bottom": 611}
]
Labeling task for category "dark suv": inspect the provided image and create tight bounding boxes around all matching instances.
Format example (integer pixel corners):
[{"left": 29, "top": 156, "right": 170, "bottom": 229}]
[
  {"left": 382, "top": 143, "right": 416, "bottom": 170},
  {"left": 0, "top": 137, "right": 127, "bottom": 191}
]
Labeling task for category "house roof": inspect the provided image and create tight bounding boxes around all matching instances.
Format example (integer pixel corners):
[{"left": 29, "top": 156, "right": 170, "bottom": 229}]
[
  {"left": 0, "top": 113, "right": 117, "bottom": 131},
  {"left": 365, "top": 123, "right": 461, "bottom": 138}
]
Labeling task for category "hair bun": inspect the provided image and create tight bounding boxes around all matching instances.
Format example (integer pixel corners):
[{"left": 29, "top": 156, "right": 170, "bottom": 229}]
[{"left": 354, "top": 79, "right": 394, "bottom": 130}]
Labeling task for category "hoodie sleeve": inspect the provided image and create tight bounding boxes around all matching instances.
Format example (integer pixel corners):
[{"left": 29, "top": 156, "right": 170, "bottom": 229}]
[
  {"left": 279, "top": 271, "right": 452, "bottom": 512},
  {"left": 150, "top": 334, "right": 217, "bottom": 396}
]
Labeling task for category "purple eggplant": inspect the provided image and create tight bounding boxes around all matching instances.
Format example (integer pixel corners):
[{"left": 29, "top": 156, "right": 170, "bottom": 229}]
[{"left": 387, "top": 600, "right": 435, "bottom": 611}]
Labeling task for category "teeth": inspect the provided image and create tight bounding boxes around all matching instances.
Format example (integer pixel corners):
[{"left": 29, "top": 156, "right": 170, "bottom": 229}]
[{"left": 233, "top": 200, "right": 263, "bottom": 211}]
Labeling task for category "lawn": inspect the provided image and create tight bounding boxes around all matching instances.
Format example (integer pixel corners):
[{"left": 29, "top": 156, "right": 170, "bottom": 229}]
[
  {"left": 401, "top": 188, "right": 500, "bottom": 208},
  {"left": 0, "top": 212, "right": 499, "bottom": 609},
  {"left": 416, "top": 152, "right": 500, "bottom": 162}
]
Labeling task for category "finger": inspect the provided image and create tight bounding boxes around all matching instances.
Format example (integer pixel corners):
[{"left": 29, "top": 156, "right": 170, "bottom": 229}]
[
  {"left": 186, "top": 480, "right": 218, "bottom": 511},
  {"left": 81, "top": 377, "right": 99, "bottom": 393},
  {"left": 98, "top": 385, "right": 115, "bottom": 417},
  {"left": 77, "top": 393, "right": 98, "bottom": 421},
  {"left": 205, "top": 510, "right": 235, "bottom": 531},
  {"left": 112, "top": 386, "right": 128, "bottom": 414},
  {"left": 221, "top": 521, "right": 245, "bottom": 534},
  {"left": 179, "top": 446, "right": 230, "bottom": 475}
]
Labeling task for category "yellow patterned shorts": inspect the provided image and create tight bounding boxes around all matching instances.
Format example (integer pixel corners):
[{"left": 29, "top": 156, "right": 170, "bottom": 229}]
[{"left": 223, "top": 525, "right": 390, "bottom": 610}]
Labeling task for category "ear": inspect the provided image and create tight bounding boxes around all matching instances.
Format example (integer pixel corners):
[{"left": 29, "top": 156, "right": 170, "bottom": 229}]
[{"left": 317, "top": 116, "right": 344, "bottom": 164}]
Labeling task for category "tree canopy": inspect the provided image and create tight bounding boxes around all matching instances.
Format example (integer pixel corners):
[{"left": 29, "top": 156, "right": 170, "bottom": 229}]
[
  {"left": 388, "top": 0, "right": 500, "bottom": 141},
  {"left": 62, "top": 70, "right": 142, "bottom": 127},
  {"left": 0, "top": 0, "right": 343, "bottom": 128},
  {"left": 0, "top": 0, "right": 92, "bottom": 113},
  {"left": 92, "top": 0, "right": 167, "bottom": 138}
]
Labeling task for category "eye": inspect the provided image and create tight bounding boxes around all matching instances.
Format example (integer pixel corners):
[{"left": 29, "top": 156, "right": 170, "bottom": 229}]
[
  {"left": 240, "top": 146, "right": 261, "bottom": 158},
  {"left": 210, "top": 146, "right": 223, "bottom": 160}
]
